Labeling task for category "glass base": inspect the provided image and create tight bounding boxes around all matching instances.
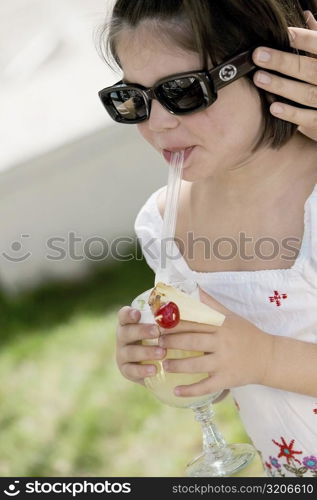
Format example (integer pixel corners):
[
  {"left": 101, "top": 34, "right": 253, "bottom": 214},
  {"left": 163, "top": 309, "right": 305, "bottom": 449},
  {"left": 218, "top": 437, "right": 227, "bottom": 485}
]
[{"left": 186, "top": 443, "right": 256, "bottom": 477}]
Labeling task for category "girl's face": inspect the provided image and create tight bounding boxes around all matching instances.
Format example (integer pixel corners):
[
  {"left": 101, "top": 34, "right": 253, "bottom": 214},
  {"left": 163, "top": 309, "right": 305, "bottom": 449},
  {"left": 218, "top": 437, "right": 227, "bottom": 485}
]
[{"left": 116, "top": 27, "right": 264, "bottom": 182}]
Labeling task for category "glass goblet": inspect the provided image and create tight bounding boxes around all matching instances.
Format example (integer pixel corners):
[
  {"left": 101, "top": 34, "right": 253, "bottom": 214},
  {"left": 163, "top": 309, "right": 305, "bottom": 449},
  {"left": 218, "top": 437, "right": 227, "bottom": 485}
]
[{"left": 131, "top": 281, "right": 255, "bottom": 476}]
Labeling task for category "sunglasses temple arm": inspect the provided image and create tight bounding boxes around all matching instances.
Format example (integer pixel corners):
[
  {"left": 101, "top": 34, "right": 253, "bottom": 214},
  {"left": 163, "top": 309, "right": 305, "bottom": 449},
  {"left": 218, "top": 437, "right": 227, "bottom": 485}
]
[{"left": 211, "top": 50, "right": 257, "bottom": 92}]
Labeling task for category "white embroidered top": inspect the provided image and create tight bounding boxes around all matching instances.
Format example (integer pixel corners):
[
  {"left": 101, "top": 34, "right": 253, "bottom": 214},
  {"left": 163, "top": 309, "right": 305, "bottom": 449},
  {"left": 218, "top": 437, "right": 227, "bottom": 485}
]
[{"left": 134, "top": 185, "right": 317, "bottom": 478}]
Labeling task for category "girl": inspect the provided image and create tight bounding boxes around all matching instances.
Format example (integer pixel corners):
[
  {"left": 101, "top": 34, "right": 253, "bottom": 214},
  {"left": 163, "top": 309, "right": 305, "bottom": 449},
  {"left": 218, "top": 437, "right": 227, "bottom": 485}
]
[{"left": 98, "top": 1, "right": 317, "bottom": 477}]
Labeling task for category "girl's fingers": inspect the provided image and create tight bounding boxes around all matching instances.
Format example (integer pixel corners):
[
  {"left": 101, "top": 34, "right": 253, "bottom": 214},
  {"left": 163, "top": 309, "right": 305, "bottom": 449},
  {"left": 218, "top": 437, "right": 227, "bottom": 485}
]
[
  {"left": 163, "top": 353, "right": 214, "bottom": 374},
  {"left": 121, "top": 344, "right": 166, "bottom": 363},
  {"left": 117, "top": 322, "right": 160, "bottom": 345},
  {"left": 118, "top": 306, "right": 140, "bottom": 326},
  {"left": 252, "top": 24, "right": 317, "bottom": 140},
  {"left": 158, "top": 332, "right": 216, "bottom": 352},
  {"left": 253, "top": 47, "right": 317, "bottom": 85},
  {"left": 120, "top": 362, "right": 157, "bottom": 381},
  {"left": 288, "top": 26, "right": 317, "bottom": 53},
  {"left": 304, "top": 11, "right": 317, "bottom": 31},
  {"left": 174, "top": 375, "right": 220, "bottom": 398},
  {"left": 253, "top": 71, "right": 317, "bottom": 108},
  {"left": 297, "top": 124, "right": 317, "bottom": 141},
  {"left": 270, "top": 102, "right": 317, "bottom": 139}
]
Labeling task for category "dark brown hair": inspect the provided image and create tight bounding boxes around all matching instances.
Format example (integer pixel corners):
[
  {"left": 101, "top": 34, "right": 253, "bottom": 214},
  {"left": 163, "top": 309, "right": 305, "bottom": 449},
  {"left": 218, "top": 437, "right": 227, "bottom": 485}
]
[{"left": 98, "top": 0, "right": 317, "bottom": 151}]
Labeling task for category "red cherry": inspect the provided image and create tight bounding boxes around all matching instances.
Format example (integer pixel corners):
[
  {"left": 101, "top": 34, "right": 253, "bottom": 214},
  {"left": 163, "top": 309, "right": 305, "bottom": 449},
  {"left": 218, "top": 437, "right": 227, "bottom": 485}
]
[{"left": 154, "top": 301, "right": 180, "bottom": 328}]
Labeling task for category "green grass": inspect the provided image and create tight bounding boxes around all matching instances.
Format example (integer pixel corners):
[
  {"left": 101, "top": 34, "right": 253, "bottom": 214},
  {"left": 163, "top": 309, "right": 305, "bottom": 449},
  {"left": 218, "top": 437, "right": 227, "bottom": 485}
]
[{"left": 0, "top": 258, "right": 264, "bottom": 476}]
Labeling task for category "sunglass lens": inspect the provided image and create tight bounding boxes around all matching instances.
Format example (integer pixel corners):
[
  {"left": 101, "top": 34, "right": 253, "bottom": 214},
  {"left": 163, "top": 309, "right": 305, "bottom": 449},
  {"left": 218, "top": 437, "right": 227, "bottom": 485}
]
[
  {"left": 157, "top": 77, "right": 206, "bottom": 113},
  {"left": 106, "top": 88, "right": 147, "bottom": 122}
]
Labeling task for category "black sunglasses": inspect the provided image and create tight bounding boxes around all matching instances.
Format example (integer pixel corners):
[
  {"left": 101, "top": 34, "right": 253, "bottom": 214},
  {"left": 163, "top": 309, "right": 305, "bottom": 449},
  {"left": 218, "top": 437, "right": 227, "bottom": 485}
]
[{"left": 98, "top": 50, "right": 256, "bottom": 124}]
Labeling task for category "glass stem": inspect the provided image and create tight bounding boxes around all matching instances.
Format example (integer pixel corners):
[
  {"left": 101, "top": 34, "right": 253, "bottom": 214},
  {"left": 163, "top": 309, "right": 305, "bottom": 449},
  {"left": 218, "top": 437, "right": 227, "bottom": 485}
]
[{"left": 193, "top": 403, "right": 232, "bottom": 461}]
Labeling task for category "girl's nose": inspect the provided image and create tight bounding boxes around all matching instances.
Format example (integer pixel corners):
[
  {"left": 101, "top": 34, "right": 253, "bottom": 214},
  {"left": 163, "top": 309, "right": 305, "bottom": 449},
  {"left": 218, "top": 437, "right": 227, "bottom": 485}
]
[{"left": 148, "top": 99, "right": 179, "bottom": 132}]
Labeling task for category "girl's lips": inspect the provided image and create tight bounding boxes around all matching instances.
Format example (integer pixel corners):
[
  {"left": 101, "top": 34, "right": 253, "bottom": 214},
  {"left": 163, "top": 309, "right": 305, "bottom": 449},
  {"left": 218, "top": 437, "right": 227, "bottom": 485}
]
[{"left": 162, "top": 146, "right": 195, "bottom": 165}]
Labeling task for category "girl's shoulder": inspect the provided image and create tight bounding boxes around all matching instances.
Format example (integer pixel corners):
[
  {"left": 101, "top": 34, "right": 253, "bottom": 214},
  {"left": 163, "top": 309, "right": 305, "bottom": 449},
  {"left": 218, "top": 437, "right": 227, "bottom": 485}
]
[
  {"left": 135, "top": 185, "right": 165, "bottom": 234},
  {"left": 136, "top": 181, "right": 192, "bottom": 228},
  {"left": 134, "top": 187, "right": 164, "bottom": 274},
  {"left": 134, "top": 182, "right": 192, "bottom": 273}
]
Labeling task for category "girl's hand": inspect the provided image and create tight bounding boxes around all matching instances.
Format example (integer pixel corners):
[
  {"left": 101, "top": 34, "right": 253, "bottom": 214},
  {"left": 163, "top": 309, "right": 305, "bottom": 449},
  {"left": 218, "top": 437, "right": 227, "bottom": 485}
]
[
  {"left": 252, "top": 11, "right": 317, "bottom": 141},
  {"left": 158, "top": 288, "right": 274, "bottom": 398},
  {"left": 116, "top": 306, "right": 165, "bottom": 385}
]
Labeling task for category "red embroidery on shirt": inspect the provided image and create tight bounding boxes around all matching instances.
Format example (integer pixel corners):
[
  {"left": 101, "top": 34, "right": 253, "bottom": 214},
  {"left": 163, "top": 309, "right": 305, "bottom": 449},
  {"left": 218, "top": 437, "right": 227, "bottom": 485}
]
[
  {"left": 313, "top": 408, "right": 317, "bottom": 415},
  {"left": 269, "top": 290, "right": 288, "bottom": 307},
  {"left": 272, "top": 437, "right": 302, "bottom": 465}
]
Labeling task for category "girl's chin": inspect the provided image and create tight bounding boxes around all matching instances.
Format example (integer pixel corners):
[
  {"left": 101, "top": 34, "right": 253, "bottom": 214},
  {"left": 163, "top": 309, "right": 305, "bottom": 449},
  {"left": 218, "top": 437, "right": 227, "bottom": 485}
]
[
  {"left": 181, "top": 164, "right": 205, "bottom": 182},
  {"left": 181, "top": 160, "right": 218, "bottom": 182}
]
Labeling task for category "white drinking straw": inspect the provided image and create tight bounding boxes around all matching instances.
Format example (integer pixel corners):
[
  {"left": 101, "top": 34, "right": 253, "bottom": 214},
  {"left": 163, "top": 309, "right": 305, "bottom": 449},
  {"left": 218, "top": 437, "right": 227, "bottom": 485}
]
[{"left": 155, "top": 150, "right": 185, "bottom": 284}]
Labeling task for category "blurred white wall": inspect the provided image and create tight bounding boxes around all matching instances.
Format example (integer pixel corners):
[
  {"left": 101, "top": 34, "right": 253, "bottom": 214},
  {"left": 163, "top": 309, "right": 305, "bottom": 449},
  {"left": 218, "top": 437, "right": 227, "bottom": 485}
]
[{"left": 0, "top": 0, "right": 166, "bottom": 293}]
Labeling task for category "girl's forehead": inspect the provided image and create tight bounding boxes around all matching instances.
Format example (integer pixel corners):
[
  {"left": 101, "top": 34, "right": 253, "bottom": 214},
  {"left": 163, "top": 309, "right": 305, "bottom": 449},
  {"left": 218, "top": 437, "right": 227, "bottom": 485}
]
[{"left": 116, "top": 28, "right": 201, "bottom": 84}]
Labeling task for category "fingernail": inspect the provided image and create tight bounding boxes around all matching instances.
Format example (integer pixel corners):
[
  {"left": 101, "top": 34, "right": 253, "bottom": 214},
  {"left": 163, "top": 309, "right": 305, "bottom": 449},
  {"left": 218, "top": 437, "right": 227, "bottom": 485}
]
[
  {"left": 271, "top": 103, "right": 284, "bottom": 114},
  {"left": 255, "top": 49, "right": 271, "bottom": 63},
  {"left": 130, "top": 309, "right": 139, "bottom": 321},
  {"left": 256, "top": 71, "right": 272, "bottom": 84},
  {"left": 146, "top": 365, "right": 155, "bottom": 375},
  {"left": 150, "top": 326, "right": 159, "bottom": 337},
  {"left": 174, "top": 388, "right": 181, "bottom": 396}
]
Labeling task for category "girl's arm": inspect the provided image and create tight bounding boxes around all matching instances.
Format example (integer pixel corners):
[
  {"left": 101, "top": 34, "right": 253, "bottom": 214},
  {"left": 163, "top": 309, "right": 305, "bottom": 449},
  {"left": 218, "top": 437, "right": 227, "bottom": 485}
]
[{"left": 263, "top": 335, "right": 317, "bottom": 396}]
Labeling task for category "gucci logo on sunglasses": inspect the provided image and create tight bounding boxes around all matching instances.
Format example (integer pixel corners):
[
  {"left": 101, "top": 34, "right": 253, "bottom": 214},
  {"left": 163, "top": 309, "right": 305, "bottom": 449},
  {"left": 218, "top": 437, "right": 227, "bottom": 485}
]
[
  {"left": 219, "top": 64, "right": 238, "bottom": 82},
  {"left": 98, "top": 50, "right": 256, "bottom": 124}
]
